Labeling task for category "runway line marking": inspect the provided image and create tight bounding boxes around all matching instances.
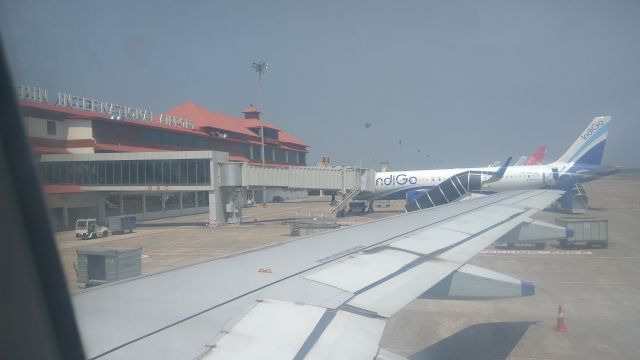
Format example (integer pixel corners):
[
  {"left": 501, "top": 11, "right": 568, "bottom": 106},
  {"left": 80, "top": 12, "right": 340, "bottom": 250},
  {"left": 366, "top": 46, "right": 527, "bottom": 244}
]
[
  {"left": 480, "top": 250, "right": 593, "bottom": 255},
  {"left": 558, "top": 281, "right": 640, "bottom": 285}
]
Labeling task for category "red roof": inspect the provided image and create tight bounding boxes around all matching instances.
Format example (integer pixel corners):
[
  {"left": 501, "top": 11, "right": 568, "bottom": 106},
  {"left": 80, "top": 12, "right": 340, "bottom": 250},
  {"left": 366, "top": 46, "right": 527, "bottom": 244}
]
[
  {"left": 43, "top": 184, "right": 84, "bottom": 194},
  {"left": 161, "top": 101, "right": 258, "bottom": 137},
  {"left": 19, "top": 99, "right": 308, "bottom": 148},
  {"left": 279, "top": 131, "right": 306, "bottom": 147},
  {"left": 242, "top": 106, "right": 261, "bottom": 113},
  {"left": 243, "top": 118, "right": 280, "bottom": 130},
  {"left": 164, "top": 102, "right": 307, "bottom": 147}
]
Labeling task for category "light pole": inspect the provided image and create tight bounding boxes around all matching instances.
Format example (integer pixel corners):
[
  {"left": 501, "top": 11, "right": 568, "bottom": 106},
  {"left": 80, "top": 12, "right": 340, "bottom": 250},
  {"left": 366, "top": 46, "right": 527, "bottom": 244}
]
[
  {"left": 252, "top": 61, "right": 268, "bottom": 110},
  {"left": 252, "top": 61, "right": 268, "bottom": 206},
  {"left": 397, "top": 139, "right": 403, "bottom": 170},
  {"left": 364, "top": 122, "right": 372, "bottom": 168}
]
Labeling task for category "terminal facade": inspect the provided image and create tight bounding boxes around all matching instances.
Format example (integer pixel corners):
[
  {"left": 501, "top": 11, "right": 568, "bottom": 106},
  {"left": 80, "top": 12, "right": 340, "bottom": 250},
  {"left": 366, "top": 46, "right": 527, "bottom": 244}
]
[{"left": 17, "top": 85, "right": 315, "bottom": 230}]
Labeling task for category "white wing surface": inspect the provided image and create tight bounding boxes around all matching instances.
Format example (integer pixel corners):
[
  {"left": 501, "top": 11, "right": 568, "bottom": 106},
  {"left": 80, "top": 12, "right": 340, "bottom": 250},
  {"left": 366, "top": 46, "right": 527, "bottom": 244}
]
[{"left": 72, "top": 189, "right": 563, "bottom": 359}]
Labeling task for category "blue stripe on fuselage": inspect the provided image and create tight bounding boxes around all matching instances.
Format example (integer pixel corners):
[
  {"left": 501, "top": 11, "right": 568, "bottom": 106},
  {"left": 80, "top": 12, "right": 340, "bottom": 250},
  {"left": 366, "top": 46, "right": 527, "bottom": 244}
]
[{"left": 363, "top": 185, "right": 434, "bottom": 200}]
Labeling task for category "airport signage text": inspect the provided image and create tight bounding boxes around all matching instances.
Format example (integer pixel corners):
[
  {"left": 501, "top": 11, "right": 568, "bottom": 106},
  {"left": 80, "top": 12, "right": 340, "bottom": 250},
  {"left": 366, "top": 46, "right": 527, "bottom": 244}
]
[
  {"left": 15, "top": 84, "right": 196, "bottom": 129},
  {"left": 159, "top": 113, "right": 195, "bottom": 129},
  {"left": 56, "top": 92, "right": 153, "bottom": 122}
]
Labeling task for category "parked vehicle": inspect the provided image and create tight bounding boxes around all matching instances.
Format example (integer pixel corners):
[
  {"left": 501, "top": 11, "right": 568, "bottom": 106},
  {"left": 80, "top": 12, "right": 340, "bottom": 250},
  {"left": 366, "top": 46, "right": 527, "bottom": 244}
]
[{"left": 75, "top": 219, "right": 109, "bottom": 239}]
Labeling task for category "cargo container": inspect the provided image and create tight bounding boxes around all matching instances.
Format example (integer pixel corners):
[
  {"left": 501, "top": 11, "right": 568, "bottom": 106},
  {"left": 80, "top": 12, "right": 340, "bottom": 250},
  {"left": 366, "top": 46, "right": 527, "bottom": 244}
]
[
  {"left": 76, "top": 248, "right": 141, "bottom": 287},
  {"left": 107, "top": 215, "right": 136, "bottom": 234},
  {"left": 555, "top": 217, "right": 608, "bottom": 249}
]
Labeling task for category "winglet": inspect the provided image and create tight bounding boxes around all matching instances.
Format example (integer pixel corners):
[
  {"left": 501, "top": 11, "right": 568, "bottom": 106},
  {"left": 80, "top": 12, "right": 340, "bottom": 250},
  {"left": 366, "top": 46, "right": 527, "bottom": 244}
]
[{"left": 486, "top": 157, "right": 512, "bottom": 183}]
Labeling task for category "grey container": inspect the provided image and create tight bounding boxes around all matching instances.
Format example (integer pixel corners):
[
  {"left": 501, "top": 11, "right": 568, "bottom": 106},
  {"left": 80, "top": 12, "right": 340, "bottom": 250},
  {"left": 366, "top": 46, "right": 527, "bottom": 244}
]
[
  {"left": 555, "top": 217, "right": 608, "bottom": 248},
  {"left": 76, "top": 248, "right": 141, "bottom": 287},
  {"left": 108, "top": 215, "right": 136, "bottom": 234},
  {"left": 290, "top": 212, "right": 339, "bottom": 236}
]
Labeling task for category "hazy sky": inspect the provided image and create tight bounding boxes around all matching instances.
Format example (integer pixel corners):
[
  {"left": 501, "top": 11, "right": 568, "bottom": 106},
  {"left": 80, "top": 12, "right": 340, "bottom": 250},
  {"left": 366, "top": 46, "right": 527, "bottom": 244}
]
[{"left": 1, "top": 0, "right": 638, "bottom": 169}]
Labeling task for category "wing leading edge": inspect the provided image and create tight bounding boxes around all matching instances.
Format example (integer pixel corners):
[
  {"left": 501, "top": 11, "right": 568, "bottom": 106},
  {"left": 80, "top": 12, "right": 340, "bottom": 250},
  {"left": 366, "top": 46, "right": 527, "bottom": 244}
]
[{"left": 73, "top": 189, "right": 563, "bottom": 360}]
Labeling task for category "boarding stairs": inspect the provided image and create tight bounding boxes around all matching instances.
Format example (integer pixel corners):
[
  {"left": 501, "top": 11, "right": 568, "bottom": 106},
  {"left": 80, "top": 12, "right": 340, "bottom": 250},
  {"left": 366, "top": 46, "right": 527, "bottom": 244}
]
[{"left": 330, "top": 189, "right": 361, "bottom": 214}]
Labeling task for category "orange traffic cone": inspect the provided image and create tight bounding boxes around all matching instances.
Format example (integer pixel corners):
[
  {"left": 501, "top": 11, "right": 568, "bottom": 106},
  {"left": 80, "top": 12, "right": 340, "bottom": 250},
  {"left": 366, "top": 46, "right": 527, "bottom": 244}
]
[{"left": 554, "top": 305, "right": 568, "bottom": 332}]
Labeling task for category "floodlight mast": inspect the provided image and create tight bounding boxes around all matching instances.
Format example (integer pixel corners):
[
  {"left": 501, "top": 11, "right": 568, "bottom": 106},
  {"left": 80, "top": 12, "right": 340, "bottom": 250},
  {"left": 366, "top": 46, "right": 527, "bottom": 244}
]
[
  {"left": 252, "top": 61, "right": 269, "bottom": 110},
  {"left": 252, "top": 61, "right": 269, "bottom": 206}
]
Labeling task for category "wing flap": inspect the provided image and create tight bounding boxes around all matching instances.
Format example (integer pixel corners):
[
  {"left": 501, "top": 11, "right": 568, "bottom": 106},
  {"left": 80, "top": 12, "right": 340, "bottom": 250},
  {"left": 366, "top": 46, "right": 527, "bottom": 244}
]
[
  {"left": 304, "top": 311, "right": 386, "bottom": 360},
  {"left": 437, "top": 213, "right": 499, "bottom": 234},
  {"left": 304, "top": 249, "right": 419, "bottom": 293},
  {"left": 471, "top": 203, "right": 526, "bottom": 220},
  {"left": 201, "top": 299, "right": 325, "bottom": 360},
  {"left": 435, "top": 202, "right": 526, "bottom": 234},
  {"left": 389, "top": 227, "right": 469, "bottom": 255},
  {"left": 503, "top": 190, "right": 564, "bottom": 209},
  {"left": 345, "top": 259, "right": 461, "bottom": 318},
  {"left": 437, "top": 210, "right": 537, "bottom": 264}
]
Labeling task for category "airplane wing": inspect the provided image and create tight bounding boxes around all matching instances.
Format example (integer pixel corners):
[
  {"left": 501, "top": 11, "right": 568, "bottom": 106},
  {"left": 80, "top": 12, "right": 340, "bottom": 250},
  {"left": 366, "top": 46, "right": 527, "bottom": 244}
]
[{"left": 73, "top": 189, "right": 563, "bottom": 360}]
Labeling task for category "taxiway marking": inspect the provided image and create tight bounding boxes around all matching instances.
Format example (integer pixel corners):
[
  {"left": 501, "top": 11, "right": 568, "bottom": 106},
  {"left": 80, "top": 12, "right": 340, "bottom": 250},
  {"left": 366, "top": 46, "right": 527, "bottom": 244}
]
[{"left": 480, "top": 250, "right": 593, "bottom": 255}]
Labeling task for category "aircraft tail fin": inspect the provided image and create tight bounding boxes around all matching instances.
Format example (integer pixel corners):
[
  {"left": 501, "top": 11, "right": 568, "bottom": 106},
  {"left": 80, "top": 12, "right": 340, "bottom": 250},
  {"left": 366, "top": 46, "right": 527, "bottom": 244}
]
[
  {"left": 553, "top": 116, "right": 611, "bottom": 174},
  {"left": 525, "top": 145, "right": 546, "bottom": 166}
]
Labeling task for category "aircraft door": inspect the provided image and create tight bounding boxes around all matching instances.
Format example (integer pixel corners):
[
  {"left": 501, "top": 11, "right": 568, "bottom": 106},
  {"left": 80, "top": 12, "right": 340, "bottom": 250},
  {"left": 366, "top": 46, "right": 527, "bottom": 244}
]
[
  {"left": 551, "top": 168, "right": 559, "bottom": 184},
  {"left": 469, "top": 173, "right": 482, "bottom": 191}
]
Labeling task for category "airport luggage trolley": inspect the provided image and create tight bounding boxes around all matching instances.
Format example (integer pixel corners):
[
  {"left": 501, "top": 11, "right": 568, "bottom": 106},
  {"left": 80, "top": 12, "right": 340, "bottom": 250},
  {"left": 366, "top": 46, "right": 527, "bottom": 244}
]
[{"left": 555, "top": 217, "right": 608, "bottom": 249}]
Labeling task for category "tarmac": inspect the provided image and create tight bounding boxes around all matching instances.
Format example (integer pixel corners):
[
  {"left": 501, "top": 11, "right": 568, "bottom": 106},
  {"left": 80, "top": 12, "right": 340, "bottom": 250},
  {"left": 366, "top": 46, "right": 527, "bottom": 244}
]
[
  {"left": 54, "top": 196, "right": 404, "bottom": 292},
  {"left": 382, "top": 173, "right": 640, "bottom": 360},
  {"left": 53, "top": 173, "right": 640, "bottom": 359}
]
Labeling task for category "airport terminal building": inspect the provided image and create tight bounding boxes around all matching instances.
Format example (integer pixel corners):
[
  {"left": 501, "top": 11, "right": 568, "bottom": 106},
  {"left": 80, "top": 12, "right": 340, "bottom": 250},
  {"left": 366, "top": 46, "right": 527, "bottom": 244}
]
[{"left": 17, "top": 85, "right": 311, "bottom": 230}]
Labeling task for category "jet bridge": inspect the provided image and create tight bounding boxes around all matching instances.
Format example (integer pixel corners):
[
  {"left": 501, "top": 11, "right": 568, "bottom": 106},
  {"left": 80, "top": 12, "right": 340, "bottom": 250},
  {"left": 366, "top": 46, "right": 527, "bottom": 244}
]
[
  {"left": 39, "top": 151, "right": 375, "bottom": 226},
  {"left": 405, "top": 171, "right": 483, "bottom": 212},
  {"left": 405, "top": 158, "right": 512, "bottom": 213}
]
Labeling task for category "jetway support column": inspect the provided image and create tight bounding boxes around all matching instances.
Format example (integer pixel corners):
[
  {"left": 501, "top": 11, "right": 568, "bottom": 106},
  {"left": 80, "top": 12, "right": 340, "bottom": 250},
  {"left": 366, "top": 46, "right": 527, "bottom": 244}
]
[
  {"left": 208, "top": 190, "right": 224, "bottom": 227},
  {"left": 97, "top": 196, "right": 106, "bottom": 224},
  {"left": 221, "top": 187, "right": 245, "bottom": 224},
  {"left": 62, "top": 207, "right": 69, "bottom": 230},
  {"left": 208, "top": 159, "right": 225, "bottom": 227}
]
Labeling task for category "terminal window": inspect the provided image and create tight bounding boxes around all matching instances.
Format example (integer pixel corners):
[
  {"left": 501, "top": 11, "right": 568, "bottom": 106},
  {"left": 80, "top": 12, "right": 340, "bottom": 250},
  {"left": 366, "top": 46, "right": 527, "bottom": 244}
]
[
  {"left": 39, "top": 159, "right": 212, "bottom": 186},
  {"left": 46, "top": 120, "right": 56, "bottom": 135}
]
